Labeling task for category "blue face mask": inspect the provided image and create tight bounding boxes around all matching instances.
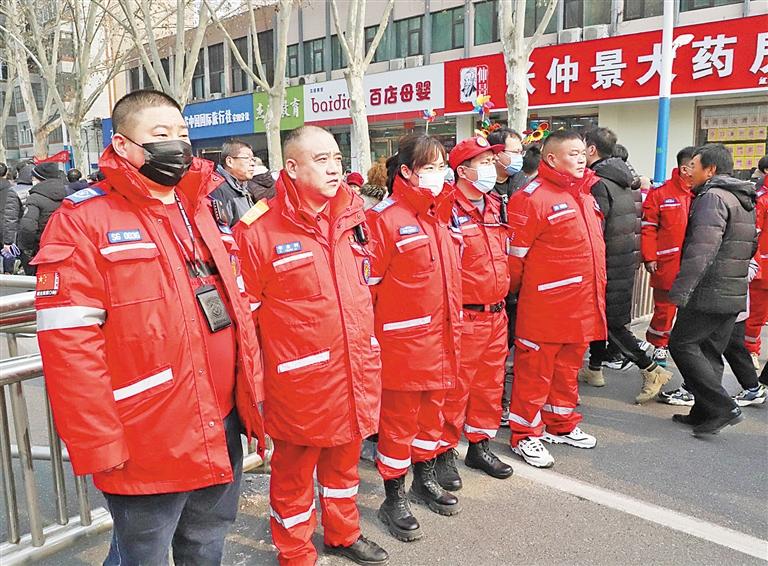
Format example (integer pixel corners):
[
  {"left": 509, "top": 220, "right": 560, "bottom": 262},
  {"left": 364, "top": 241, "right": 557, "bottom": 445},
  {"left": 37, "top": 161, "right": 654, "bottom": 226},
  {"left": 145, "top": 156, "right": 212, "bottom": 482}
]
[{"left": 505, "top": 154, "right": 524, "bottom": 176}]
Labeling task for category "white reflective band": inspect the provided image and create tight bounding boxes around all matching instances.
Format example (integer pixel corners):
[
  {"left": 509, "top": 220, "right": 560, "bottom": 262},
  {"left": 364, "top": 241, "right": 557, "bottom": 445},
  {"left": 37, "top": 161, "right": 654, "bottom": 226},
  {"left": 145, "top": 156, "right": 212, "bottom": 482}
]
[
  {"left": 543, "top": 404, "right": 574, "bottom": 415},
  {"left": 113, "top": 368, "right": 173, "bottom": 401},
  {"left": 371, "top": 335, "right": 380, "bottom": 348},
  {"left": 376, "top": 452, "right": 411, "bottom": 470},
  {"left": 660, "top": 203, "right": 681, "bottom": 208},
  {"left": 507, "top": 411, "right": 542, "bottom": 428},
  {"left": 537, "top": 276, "right": 583, "bottom": 292},
  {"left": 250, "top": 302, "right": 261, "bottom": 312},
  {"left": 367, "top": 276, "right": 383, "bottom": 286},
  {"left": 517, "top": 338, "right": 540, "bottom": 351},
  {"left": 464, "top": 424, "right": 498, "bottom": 438},
  {"left": 277, "top": 350, "right": 330, "bottom": 374},
  {"left": 395, "top": 234, "right": 429, "bottom": 249},
  {"left": 273, "top": 251, "right": 313, "bottom": 268},
  {"left": 411, "top": 438, "right": 440, "bottom": 451},
  {"left": 460, "top": 223, "right": 479, "bottom": 231},
  {"left": 757, "top": 228, "right": 763, "bottom": 235},
  {"left": 269, "top": 501, "right": 315, "bottom": 529},
  {"left": 438, "top": 440, "right": 451, "bottom": 447},
  {"left": 745, "top": 335, "right": 759, "bottom": 343},
  {"left": 547, "top": 209, "right": 576, "bottom": 222},
  {"left": 319, "top": 484, "right": 359, "bottom": 499},
  {"left": 382, "top": 315, "right": 431, "bottom": 332},
  {"left": 641, "top": 221, "right": 658, "bottom": 227},
  {"left": 657, "top": 247, "right": 680, "bottom": 256},
  {"left": 236, "top": 274, "right": 245, "bottom": 293},
  {"left": 508, "top": 246, "right": 530, "bottom": 258},
  {"left": 221, "top": 235, "right": 236, "bottom": 244},
  {"left": 761, "top": 254, "right": 768, "bottom": 260},
  {"left": 37, "top": 306, "right": 106, "bottom": 331},
  {"left": 99, "top": 242, "right": 158, "bottom": 256},
  {"left": 646, "top": 327, "right": 670, "bottom": 337}
]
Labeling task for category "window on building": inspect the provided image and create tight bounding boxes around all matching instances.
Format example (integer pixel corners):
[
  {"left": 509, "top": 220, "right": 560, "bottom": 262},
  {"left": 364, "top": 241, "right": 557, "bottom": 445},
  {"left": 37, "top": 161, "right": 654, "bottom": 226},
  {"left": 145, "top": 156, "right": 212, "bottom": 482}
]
[
  {"left": 564, "top": 0, "right": 611, "bottom": 28},
  {"left": 680, "top": 0, "right": 741, "bottom": 11},
  {"left": 31, "top": 83, "right": 44, "bottom": 110},
  {"left": 5, "top": 126, "right": 18, "bottom": 148},
  {"left": 394, "top": 15, "right": 423, "bottom": 58},
  {"left": 525, "top": 0, "right": 558, "bottom": 36},
  {"left": 13, "top": 86, "right": 23, "bottom": 112},
  {"left": 365, "top": 25, "right": 391, "bottom": 63},
  {"left": 303, "top": 37, "right": 325, "bottom": 74},
  {"left": 208, "top": 43, "right": 224, "bottom": 94},
  {"left": 431, "top": 6, "right": 464, "bottom": 53},
  {"left": 331, "top": 35, "right": 348, "bottom": 70},
  {"left": 623, "top": 0, "right": 663, "bottom": 20},
  {"left": 48, "top": 125, "right": 63, "bottom": 145},
  {"left": 142, "top": 66, "right": 151, "bottom": 89},
  {"left": 0, "top": 62, "right": 8, "bottom": 81},
  {"left": 160, "top": 57, "right": 170, "bottom": 83},
  {"left": 231, "top": 36, "right": 249, "bottom": 92},
  {"left": 191, "top": 49, "right": 205, "bottom": 99},
  {"left": 286, "top": 44, "right": 299, "bottom": 78},
  {"left": 474, "top": 0, "right": 499, "bottom": 46},
  {"left": 257, "top": 30, "right": 275, "bottom": 85},
  {"left": 127, "top": 67, "right": 140, "bottom": 92}
]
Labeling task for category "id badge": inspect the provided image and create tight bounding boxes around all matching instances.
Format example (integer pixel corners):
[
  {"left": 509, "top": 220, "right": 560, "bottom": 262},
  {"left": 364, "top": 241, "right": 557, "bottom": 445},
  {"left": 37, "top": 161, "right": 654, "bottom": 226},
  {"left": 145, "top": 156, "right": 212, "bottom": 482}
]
[{"left": 195, "top": 284, "right": 232, "bottom": 333}]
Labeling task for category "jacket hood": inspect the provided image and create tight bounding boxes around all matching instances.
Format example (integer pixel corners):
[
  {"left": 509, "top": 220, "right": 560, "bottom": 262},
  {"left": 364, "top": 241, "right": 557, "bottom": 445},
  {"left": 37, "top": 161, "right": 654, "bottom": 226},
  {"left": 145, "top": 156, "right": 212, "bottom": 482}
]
[
  {"left": 29, "top": 178, "right": 68, "bottom": 202},
  {"left": 697, "top": 174, "right": 756, "bottom": 212},
  {"left": 16, "top": 164, "right": 34, "bottom": 185},
  {"left": 591, "top": 157, "right": 634, "bottom": 189}
]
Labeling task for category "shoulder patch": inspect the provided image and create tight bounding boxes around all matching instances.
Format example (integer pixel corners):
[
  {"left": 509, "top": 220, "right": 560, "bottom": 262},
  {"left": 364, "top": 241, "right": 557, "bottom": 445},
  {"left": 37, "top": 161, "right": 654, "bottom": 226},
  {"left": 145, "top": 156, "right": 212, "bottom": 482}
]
[
  {"left": 523, "top": 180, "right": 541, "bottom": 195},
  {"left": 371, "top": 197, "right": 395, "bottom": 213},
  {"left": 239, "top": 199, "right": 270, "bottom": 226},
  {"left": 65, "top": 187, "right": 106, "bottom": 205}
]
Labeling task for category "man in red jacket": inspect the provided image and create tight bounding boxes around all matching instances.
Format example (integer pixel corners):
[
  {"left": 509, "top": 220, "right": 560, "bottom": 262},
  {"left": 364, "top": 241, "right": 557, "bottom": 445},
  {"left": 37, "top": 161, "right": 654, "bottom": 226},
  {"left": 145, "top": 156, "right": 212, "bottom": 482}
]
[
  {"left": 235, "top": 126, "right": 388, "bottom": 566},
  {"left": 33, "top": 90, "right": 265, "bottom": 565},
  {"left": 506, "top": 130, "right": 607, "bottom": 468},
  {"left": 744, "top": 157, "right": 768, "bottom": 369},
  {"left": 641, "top": 146, "right": 696, "bottom": 373}
]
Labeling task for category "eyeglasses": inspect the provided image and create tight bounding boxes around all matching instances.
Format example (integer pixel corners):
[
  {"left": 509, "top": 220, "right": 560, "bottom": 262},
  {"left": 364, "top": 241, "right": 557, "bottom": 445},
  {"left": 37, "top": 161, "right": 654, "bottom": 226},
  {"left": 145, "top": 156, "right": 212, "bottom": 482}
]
[{"left": 231, "top": 156, "right": 257, "bottom": 162}]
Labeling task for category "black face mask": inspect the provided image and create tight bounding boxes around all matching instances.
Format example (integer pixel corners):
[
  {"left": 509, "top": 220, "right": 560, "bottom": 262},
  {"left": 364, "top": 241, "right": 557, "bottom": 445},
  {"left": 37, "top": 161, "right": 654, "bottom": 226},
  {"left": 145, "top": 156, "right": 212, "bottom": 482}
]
[{"left": 124, "top": 137, "right": 193, "bottom": 186}]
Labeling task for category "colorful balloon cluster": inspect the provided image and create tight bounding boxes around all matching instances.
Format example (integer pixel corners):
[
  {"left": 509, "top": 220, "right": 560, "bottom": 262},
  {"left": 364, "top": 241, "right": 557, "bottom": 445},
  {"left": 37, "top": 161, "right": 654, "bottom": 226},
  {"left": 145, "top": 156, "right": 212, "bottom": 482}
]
[
  {"left": 522, "top": 122, "right": 551, "bottom": 144},
  {"left": 473, "top": 95, "right": 494, "bottom": 130}
]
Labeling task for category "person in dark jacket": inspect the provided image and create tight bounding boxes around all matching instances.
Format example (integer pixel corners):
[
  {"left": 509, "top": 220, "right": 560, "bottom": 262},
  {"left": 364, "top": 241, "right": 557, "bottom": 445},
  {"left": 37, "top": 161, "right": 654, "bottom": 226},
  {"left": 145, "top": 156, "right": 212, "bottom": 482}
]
[
  {"left": 247, "top": 160, "right": 276, "bottom": 202},
  {"left": 66, "top": 168, "right": 89, "bottom": 194},
  {"left": 18, "top": 162, "right": 68, "bottom": 275},
  {"left": 3, "top": 163, "right": 34, "bottom": 265},
  {"left": 579, "top": 128, "right": 672, "bottom": 403},
  {"left": 210, "top": 139, "right": 256, "bottom": 227},
  {"left": 669, "top": 143, "right": 757, "bottom": 435},
  {"left": 0, "top": 163, "right": 16, "bottom": 273},
  {"left": 487, "top": 128, "right": 524, "bottom": 198}
]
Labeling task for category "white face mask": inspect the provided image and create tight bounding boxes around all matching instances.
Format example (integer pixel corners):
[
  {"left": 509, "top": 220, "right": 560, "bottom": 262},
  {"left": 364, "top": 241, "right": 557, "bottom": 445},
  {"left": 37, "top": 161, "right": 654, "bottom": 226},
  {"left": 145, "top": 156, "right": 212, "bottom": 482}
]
[
  {"left": 469, "top": 164, "right": 498, "bottom": 193},
  {"left": 418, "top": 170, "right": 445, "bottom": 196}
]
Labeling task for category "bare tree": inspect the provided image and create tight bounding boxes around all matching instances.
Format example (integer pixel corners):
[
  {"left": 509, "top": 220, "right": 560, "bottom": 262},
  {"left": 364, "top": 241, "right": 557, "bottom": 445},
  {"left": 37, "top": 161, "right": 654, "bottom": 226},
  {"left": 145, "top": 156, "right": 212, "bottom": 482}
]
[
  {"left": 499, "top": 0, "right": 558, "bottom": 133},
  {"left": 0, "top": 49, "right": 17, "bottom": 163},
  {"left": 330, "top": 0, "right": 395, "bottom": 175},
  {"left": 204, "top": 0, "right": 293, "bottom": 169}
]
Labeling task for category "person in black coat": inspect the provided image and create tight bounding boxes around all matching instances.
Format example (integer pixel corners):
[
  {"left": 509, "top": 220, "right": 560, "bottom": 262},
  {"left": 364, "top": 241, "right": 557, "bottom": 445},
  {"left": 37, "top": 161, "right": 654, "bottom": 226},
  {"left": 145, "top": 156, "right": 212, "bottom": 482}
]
[
  {"left": 3, "top": 163, "right": 34, "bottom": 262},
  {"left": 18, "top": 162, "right": 68, "bottom": 274},
  {"left": 210, "top": 139, "right": 256, "bottom": 227},
  {"left": 0, "top": 163, "right": 16, "bottom": 273},
  {"left": 668, "top": 143, "right": 757, "bottom": 435},
  {"left": 579, "top": 128, "right": 672, "bottom": 404},
  {"left": 66, "top": 168, "right": 89, "bottom": 194}
]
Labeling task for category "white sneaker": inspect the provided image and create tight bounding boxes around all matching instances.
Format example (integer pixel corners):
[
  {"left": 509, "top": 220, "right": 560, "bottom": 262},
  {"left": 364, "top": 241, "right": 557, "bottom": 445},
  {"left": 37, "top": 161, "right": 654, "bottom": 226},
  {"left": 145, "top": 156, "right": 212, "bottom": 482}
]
[
  {"left": 542, "top": 426, "right": 597, "bottom": 449},
  {"left": 511, "top": 437, "right": 554, "bottom": 468}
]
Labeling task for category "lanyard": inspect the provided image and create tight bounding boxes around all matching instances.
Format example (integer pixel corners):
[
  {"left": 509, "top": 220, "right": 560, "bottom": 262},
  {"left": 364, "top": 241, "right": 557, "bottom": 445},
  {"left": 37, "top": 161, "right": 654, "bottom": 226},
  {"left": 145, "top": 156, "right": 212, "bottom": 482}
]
[{"left": 171, "top": 192, "right": 203, "bottom": 279}]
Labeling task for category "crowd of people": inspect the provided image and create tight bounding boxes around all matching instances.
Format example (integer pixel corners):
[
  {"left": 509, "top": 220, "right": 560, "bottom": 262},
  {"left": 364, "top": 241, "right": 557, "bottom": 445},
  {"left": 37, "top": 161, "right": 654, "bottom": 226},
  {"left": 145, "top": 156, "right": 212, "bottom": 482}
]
[{"left": 20, "top": 88, "right": 768, "bottom": 566}]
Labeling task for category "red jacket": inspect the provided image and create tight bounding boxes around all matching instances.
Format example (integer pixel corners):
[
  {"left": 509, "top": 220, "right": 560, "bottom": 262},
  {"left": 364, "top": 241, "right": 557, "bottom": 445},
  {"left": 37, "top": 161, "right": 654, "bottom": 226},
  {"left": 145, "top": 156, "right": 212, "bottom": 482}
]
[
  {"left": 751, "top": 185, "right": 768, "bottom": 288},
  {"left": 234, "top": 173, "right": 381, "bottom": 447},
  {"left": 640, "top": 169, "right": 692, "bottom": 290},
  {"left": 32, "top": 147, "right": 264, "bottom": 495},
  {"left": 454, "top": 190, "right": 511, "bottom": 305},
  {"left": 507, "top": 163, "right": 606, "bottom": 344},
  {"left": 366, "top": 176, "right": 463, "bottom": 391}
]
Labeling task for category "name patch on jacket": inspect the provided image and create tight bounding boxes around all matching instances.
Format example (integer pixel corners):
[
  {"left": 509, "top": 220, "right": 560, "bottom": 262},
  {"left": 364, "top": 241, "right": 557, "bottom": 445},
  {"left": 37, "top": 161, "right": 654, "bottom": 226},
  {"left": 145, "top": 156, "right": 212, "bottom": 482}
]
[
  {"left": 276, "top": 241, "right": 302, "bottom": 255},
  {"left": 456, "top": 215, "right": 471, "bottom": 225},
  {"left": 107, "top": 230, "right": 142, "bottom": 244},
  {"left": 523, "top": 181, "right": 541, "bottom": 194},
  {"left": 371, "top": 197, "right": 395, "bottom": 213},
  {"left": 36, "top": 272, "right": 60, "bottom": 297},
  {"left": 399, "top": 225, "right": 420, "bottom": 235},
  {"left": 552, "top": 203, "right": 568, "bottom": 212},
  {"left": 66, "top": 187, "right": 106, "bottom": 205}
]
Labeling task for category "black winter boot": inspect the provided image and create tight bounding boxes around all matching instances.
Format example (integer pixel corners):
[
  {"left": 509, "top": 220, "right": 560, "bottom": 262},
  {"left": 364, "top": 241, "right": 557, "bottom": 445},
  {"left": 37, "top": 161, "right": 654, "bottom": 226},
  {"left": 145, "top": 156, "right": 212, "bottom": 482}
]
[
  {"left": 435, "top": 449, "right": 463, "bottom": 491},
  {"left": 324, "top": 535, "right": 389, "bottom": 565},
  {"left": 465, "top": 439, "right": 514, "bottom": 479},
  {"left": 409, "top": 459, "right": 461, "bottom": 516},
  {"left": 378, "top": 476, "right": 422, "bottom": 542}
]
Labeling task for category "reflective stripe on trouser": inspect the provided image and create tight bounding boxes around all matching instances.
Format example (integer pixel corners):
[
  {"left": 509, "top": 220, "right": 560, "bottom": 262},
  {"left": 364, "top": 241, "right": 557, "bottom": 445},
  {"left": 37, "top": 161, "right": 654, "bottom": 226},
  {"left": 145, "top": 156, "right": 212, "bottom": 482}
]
[
  {"left": 646, "top": 288, "right": 677, "bottom": 348},
  {"left": 745, "top": 286, "right": 768, "bottom": 355},
  {"left": 508, "top": 340, "right": 586, "bottom": 447},
  {"left": 377, "top": 389, "right": 446, "bottom": 481},
  {"left": 441, "top": 310, "right": 508, "bottom": 450},
  {"left": 270, "top": 438, "right": 362, "bottom": 566}
]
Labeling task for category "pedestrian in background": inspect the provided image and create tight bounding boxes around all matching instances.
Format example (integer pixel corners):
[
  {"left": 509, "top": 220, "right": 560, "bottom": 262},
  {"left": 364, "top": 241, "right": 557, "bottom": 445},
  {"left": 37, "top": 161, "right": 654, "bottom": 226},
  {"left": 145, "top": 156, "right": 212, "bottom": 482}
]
[
  {"left": 66, "top": 168, "right": 89, "bottom": 194},
  {"left": 744, "top": 155, "right": 768, "bottom": 369},
  {"left": 247, "top": 157, "right": 276, "bottom": 202},
  {"left": 488, "top": 127, "right": 524, "bottom": 198},
  {"left": 360, "top": 160, "right": 387, "bottom": 210},
  {"left": 210, "top": 139, "right": 256, "bottom": 227}
]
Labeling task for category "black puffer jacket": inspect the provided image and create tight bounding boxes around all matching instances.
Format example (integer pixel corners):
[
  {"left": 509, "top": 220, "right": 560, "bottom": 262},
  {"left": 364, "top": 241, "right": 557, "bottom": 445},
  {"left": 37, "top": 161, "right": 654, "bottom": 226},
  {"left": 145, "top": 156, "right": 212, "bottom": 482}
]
[
  {"left": 670, "top": 175, "right": 757, "bottom": 313},
  {"left": 18, "top": 178, "right": 68, "bottom": 252},
  {"left": 591, "top": 157, "right": 641, "bottom": 326},
  {"left": 209, "top": 165, "right": 255, "bottom": 227}
]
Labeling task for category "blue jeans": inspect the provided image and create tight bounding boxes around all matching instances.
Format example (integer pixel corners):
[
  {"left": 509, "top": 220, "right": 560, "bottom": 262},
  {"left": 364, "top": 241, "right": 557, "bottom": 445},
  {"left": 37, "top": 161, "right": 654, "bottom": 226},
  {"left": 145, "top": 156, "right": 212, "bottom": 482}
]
[{"left": 103, "top": 409, "right": 243, "bottom": 566}]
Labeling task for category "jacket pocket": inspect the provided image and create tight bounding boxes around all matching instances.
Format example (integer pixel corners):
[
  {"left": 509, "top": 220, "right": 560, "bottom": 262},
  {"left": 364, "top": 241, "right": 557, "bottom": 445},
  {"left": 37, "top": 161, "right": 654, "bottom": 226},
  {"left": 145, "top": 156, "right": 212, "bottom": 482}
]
[
  {"left": 536, "top": 275, "right": 583, "bottom": 294},
  {"left": 100, "top": 244, "right": 165, "bottom": 306},
  {"left": 113, "top": 366, "right": 174, "bottom": 423},
  {"left": 394, "top": 234, "right": 433, "bottom": 276},
  {"left": 381, "top": 314, "right": 432, "bottom": 338},
  {"left": 271, "top": 251, "right": 322, "bottom": 300}
]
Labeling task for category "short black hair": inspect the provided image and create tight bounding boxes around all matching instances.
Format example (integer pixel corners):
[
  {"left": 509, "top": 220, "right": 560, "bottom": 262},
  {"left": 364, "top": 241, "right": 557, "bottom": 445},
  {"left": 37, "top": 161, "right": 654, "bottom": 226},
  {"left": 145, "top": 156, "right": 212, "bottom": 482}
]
[
  {"left": 487, "top": 127, "right": 522, "bottom": 148},
  {"left": 0, "top": 163, "right": 7, "bottom": 177},
  {"left": 584, "top": 127, "right": 617, "bottom": 159},
  {"left": 693, "top": 143, "right": 733, "bottom": 176},
  {"left": 758, "top": 155, "right": 768, "bottom": 174},
  {"left": 111, "top": 90, "right": 182, "bottom": 136},
  {"left": 676, "top": 146, "right": 696, "bottom": 168},
  {"left": 613, "top": 144, "right": 629, "bottom": 162},
  {"left": 542, "top": 129, "right": 583, "bottom": 151},
  {"left": 66, "top": 168, "right": 82, "bottom": 182},
  {"left": 522, "top": 145, "right": 541, "bottom": 175},
  {"left": 221, "top": 139, "right": 253, "bottom": 167}
]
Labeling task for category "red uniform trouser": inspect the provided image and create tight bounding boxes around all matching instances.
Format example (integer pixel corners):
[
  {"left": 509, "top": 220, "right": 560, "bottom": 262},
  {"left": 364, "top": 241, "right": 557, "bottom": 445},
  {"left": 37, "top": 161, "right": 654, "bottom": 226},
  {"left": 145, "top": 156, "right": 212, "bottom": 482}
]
[
  {"left": 745, "top": 285, "right": 768, "bottom": 355},
  {"left": 646, "top": 288, "right": 676, "bottom": 348},
  {"left": 508, "top": 339, "right": 587, "bottom": 447},
  {"left": 440, "top": 309, "right": 508, "bottom": 451},
  {"left": 376, "top": 389, "right": 446, "bottom": 480},
  {"left": 269, "top": 438, "right": 362, "bottom": 566}
]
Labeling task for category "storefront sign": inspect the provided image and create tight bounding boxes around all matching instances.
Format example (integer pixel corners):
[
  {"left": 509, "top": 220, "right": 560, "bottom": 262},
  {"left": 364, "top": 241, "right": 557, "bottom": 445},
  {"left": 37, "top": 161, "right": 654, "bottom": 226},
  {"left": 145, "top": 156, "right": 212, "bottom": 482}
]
[
  {"left": 182, "top": 94, "right": 253, "bottom": 138},
  {"left": 304, "top": 64, "right": 444, "bottom": 124},
  {"left": 444, "top": 15, "right": 767, "bottom": 114},
  {"left": 253, "top": 85, "right": 304, "bottom": 132}
]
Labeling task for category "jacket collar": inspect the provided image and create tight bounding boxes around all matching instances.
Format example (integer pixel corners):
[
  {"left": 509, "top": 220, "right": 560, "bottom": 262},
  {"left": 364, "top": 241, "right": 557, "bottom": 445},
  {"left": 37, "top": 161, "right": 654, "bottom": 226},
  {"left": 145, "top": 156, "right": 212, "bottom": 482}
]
[
  {"left": 392, "top": 175, "right": 455, "bottom": 223},
  {"left": 454, "top": 187, "right": 499, "bottom": 223},
  {"left": 537, "top": 162, "right": 598, "bottom": 196},
  {"left": 216, "top": 165, "right": 250, "bottom": 196},
  {"left": 669, "top": 168, "right": 692, "bottom": 195}
]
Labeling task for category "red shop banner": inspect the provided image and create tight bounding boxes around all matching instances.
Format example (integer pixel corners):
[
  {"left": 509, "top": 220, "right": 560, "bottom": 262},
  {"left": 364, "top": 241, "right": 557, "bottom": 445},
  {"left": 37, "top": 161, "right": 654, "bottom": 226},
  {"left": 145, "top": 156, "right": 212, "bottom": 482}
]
[{"left": 444, "top": 15, "right": 768, "bottom": 114}]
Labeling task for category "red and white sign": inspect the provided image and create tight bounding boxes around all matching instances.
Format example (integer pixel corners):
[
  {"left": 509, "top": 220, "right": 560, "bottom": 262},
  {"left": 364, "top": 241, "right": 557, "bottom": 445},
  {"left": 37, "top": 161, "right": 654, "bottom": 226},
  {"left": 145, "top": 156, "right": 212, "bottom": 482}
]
[
  {"left": 304, "top": 64, "right": 444, "bottom": 126},
  {"left": 444, "top": 15, "right": 768, "bottom": 114}
]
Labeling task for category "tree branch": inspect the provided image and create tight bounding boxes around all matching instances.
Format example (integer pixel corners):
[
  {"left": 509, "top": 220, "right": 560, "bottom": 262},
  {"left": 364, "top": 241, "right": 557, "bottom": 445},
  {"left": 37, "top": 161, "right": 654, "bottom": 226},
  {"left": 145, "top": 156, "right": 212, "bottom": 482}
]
[
  {"left": 528, "top": 0, "right": 558, "bottom": 54},
  {"left": 362, "top": 0, "right": 394, "bottom": 69}
]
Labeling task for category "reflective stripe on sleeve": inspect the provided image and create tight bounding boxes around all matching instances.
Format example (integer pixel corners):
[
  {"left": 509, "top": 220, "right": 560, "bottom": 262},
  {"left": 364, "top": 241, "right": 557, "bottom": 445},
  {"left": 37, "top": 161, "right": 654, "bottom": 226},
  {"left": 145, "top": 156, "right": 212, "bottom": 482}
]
[
  {"left": 508, "top": 246, "right": 530, "bottom": 258},
  {"left": 37, "top": 306, "right": 106, "bottom": 331},
  {"left": 641, "top": 221, "right": 658, "bottom": 227},
  {"left": 656, "top": 247, "right": 680, "bottom": 256},
  {"left": 269, "top": 501, "right": 315, "bottom": 529},
  {"left": 517, "top": 338, "right": 540, "bottom": 351},
  {"left": 318, "top": 484, "right": 359, "bottom": 499}
]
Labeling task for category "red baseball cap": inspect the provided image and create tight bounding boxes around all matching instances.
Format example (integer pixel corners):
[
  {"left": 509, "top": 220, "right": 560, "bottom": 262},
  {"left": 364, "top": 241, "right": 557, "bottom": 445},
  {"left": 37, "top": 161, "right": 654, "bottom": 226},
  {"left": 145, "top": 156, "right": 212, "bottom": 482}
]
[
  {"left": 448, "top": 135, "right": 504, "bottom": 170},
  {"left": 346, "top": 172, "right": 364, "bottom": 187}
]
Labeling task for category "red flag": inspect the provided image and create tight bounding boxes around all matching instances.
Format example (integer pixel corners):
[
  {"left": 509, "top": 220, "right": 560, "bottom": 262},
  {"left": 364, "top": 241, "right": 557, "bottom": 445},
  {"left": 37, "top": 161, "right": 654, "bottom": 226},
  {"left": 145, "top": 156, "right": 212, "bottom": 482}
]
[{"left": 33, "top": 150, "right": 70, "bottom": 164}]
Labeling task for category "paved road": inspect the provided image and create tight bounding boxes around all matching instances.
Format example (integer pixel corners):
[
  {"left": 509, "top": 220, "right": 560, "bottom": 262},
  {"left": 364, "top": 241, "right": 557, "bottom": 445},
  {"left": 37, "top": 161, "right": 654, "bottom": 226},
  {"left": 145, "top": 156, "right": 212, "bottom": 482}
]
[{"left": 6, "top": 321, "right": 768, "bottom": 565}]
